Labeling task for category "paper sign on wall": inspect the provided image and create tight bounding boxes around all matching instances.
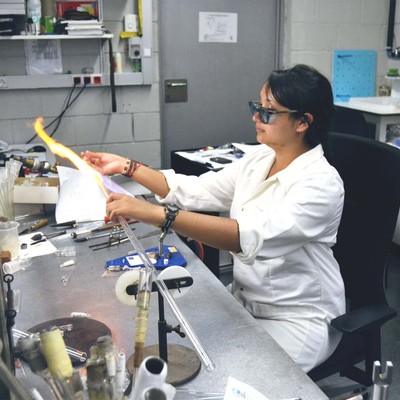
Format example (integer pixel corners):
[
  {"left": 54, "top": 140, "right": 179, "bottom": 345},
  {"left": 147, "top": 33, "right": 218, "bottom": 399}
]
[
  {"left": 199, "top": 12, "right": 237, "bottom": 43},
  {"left": 25, "top": 39, "right": 62, "bottom": 75}
]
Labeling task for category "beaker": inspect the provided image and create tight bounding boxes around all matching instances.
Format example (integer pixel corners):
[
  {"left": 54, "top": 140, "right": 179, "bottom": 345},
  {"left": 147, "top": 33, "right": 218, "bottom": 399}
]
[{"left": 0, "top": 221, "right": 20, "bottom": 259}]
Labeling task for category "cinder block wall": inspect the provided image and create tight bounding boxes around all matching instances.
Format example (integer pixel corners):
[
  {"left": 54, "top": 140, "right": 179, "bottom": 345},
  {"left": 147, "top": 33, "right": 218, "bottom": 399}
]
[
  {"left": 282, "top": 0, "right": 391, "bottom": 91},
  {"left": 283, "top": 0, "right": 400, "bottom": 244}
]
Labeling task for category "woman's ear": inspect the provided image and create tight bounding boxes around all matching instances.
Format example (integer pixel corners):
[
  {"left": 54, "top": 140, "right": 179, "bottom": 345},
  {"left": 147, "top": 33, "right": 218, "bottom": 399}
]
[
  {"left": 301, "top": 113, "right": 313, "bottom": 126},
  {"left": 296, "top": 113, "right": 313, "bottom": 133}
]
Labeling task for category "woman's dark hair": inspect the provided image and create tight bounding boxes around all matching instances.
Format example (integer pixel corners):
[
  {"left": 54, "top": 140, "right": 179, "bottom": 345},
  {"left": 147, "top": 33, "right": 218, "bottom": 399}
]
[{"left": 267, "top": 64, "right": 335, "bottom": 148}]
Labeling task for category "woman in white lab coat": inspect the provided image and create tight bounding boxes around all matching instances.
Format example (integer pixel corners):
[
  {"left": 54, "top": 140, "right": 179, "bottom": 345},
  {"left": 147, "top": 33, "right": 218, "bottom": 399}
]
[{"left": 82, "top": 64, "right": 345, "bottom": 372}]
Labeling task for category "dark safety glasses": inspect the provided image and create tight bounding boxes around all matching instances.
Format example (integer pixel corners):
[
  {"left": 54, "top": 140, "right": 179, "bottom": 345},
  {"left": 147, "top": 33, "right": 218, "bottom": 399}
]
[{"left": 248, "top": 101, "right": 298, "bottom": 124}]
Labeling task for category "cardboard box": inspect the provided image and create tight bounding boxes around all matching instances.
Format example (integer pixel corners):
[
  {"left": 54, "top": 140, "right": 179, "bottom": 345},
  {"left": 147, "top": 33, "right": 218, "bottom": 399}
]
[{"left": 13, "top": 177, "right": 60, "bottom": 204}]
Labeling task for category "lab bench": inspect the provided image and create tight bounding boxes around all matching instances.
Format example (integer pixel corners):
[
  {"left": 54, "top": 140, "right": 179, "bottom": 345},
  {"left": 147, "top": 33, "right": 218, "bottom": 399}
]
[{"left": 4, "top": 220, "right": 327, "bottom": 399}]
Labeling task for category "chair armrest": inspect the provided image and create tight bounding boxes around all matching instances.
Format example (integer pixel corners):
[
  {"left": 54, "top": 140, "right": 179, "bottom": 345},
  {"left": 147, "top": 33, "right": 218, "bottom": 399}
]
[{"left": 331, "top": 304, "right": 397, "bottom": 334}]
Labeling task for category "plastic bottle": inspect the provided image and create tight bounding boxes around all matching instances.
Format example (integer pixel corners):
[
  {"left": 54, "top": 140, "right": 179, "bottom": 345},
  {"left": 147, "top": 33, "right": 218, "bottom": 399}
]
[
  {"left": 40, "top": 0, "right": 56, "bottom": 33},
  {"left": 114, "top": 52, "right": 122, "bottom": 73},
  {"left": 27, "top": 0, "right": 42, "bottom": 35}
]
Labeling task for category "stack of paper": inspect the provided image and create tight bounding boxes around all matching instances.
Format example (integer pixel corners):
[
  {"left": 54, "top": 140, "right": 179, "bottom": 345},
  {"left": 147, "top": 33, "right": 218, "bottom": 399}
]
[
  {"left": 0, "top": 0, "right": 25, "bottom": 15},
  {"left": 64, "top": 19, "right": 104, "bottom": 36}
]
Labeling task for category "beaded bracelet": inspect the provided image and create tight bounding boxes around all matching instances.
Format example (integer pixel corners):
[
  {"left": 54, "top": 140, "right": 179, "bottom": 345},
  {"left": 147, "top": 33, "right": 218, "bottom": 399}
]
[{"left": 122, "top": 158, "right": 143, "bottom": 178}]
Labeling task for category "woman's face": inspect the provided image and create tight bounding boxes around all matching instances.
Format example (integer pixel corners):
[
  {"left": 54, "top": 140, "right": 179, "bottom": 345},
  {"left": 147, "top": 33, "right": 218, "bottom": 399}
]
[{"left": 252, "top": 84, "right": 300, "bottom": 149}]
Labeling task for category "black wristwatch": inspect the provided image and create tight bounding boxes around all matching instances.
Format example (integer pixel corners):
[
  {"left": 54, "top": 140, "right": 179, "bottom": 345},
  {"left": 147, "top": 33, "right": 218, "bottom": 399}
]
[{"left": 160, "top": 204, "right": 180, "bottom": 234}]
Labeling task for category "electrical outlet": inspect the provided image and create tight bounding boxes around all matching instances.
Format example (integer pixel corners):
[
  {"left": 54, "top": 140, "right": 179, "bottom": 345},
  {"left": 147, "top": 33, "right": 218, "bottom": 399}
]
[
  {"left": 73, "top": 76, "right": 81, "bottom": 85},
  {"left": 93, "top": 75, "right": 102, "bottom": 84},
  {"left": 72, "top": 74, "right": 103, "bottom": 86},
  {"left": 0, "top": 77, "right": 8, "bottom": 88},
  {"left": 129, "top": 44, "right": 141, "bottom": 59},
  {"left": 128, "top": 37, "right": 142, "bottom": 60}
]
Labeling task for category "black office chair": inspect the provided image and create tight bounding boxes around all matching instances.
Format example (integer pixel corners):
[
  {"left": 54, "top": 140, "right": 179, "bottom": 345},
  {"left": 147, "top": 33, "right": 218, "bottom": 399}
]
[
  {"left": 331, "top": 107, "right": 375, "bottom": 139},
  {"left": 308, "top": 132, "right": 400, "bottom": 387}
]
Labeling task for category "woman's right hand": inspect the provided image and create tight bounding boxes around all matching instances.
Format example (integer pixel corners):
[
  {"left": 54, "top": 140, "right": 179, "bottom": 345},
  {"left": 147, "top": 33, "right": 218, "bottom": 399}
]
[{"left": 81, "top": 150, "right": 126, "bottom": 176}]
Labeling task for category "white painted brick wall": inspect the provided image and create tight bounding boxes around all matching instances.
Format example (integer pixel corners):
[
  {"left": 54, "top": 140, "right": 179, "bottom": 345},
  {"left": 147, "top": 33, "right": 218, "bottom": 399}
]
[{"left": 283, "top": 0, "right": 392, "bottom": 91}]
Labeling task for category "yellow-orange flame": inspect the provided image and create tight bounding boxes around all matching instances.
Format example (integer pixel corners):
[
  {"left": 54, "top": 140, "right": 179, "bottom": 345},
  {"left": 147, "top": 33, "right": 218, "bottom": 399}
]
[{"left": 34, "top": 117, "right": 108, "bottom": 197}]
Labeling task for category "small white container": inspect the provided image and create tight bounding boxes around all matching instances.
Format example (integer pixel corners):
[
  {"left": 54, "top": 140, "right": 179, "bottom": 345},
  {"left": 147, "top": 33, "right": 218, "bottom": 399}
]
[
  {"left": 114, "top": 52, "right": 123, "bottom": 73},
  {"left": 0, "top": 221, "right": 20, "bottom": 260}
]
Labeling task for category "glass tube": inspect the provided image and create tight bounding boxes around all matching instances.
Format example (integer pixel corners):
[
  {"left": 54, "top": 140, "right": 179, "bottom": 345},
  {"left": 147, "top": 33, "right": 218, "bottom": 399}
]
[
  {"left": 117, "top": 217, "right": 215, "bottom": 372},
  {"left": 12, "top": 329, "right": 87, "bottom": 362}
]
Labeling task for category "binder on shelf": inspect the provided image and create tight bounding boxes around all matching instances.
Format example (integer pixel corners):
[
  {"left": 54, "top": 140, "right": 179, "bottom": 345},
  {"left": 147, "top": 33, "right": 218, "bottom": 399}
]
[
  {"left": 63, "top": 19, "right": 104, "bottom": 36},
  {"left": 0, "top": 14, "right": 26, "bottom": 35}
]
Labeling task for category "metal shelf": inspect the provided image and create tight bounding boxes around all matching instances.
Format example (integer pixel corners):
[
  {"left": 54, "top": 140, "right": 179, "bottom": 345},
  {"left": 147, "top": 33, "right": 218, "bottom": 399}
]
[
  {"left": 0, "top": 72, "right": 145, "bottom": 89},
  {"left": 0, "top": 34, "right": 113, "bottom": 40}
]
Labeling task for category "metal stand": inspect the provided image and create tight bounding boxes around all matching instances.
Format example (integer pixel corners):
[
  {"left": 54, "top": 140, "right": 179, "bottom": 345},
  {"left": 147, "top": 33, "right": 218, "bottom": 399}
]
[
  {"left": 3, "top": 274, "right": 16, "bottom": 374},
  {"left": 126, "top": 276, "right": 201, "bottom": 385}
]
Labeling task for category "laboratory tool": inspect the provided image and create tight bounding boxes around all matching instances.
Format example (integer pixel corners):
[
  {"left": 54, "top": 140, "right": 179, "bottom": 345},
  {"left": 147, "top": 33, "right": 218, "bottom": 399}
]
[
  {"left": 13, "top": 329, "right": 87, "bottom": 363},
  {"left": 116, "top": 265, "right": 203, "bottom": 385},
  {"left": 117, "top": 217, "right": 215, "bottom": 374},
  {"left": 30, "top": 230, "right": 67, "bottom": 241},
  {"left": 129, "top": 356, "right": 175, "bottom": 400},
  {"left": 12, "top": 155, "right": 58, "bottom": 175},
  {"left": 0, "top": 158, "right": 22, "bottom": 221},
  {"left": 372, "top": 361, "right": 393, "bottom": 400},
  {"left": 19, "top": 218, "right": 49, "bottom": 235},
  {"left": 0, "top": 221, "right": 20, "bottom": 259}
]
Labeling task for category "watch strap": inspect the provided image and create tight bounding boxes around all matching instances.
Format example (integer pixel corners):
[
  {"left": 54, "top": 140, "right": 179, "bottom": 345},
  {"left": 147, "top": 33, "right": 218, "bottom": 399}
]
[{"left": 160, "top": 204, "right": 179, "bottom": 233}]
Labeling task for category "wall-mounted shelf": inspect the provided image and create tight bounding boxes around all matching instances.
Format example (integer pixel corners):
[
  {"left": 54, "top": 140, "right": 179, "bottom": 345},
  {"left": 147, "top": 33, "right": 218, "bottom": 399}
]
[
  {"left": 0, "top": 34, "right": 113, "bottom": 40},
  {"left": 0, "top": 71, "right": 147, "bottom": 89}
]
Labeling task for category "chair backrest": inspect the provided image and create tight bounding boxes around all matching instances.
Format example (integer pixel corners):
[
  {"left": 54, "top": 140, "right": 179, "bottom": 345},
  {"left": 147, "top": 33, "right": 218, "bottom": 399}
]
[
  {"left": 325, "top": 132, "right": 400, "bottom": 310},
  {"left": 331, "top": 107, "right": 375, "bottom": 139}
]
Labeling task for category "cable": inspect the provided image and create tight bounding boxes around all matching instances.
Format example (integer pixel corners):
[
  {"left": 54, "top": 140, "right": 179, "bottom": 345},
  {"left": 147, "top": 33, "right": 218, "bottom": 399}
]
[
  {"left": 387, "top": 0, "right": 396, "bottom": 56},
  {"left": 25, "top": 82, "right": 88, "bottom": 144},
  {"left": 106, "top": 34, "right": 117, "bottom": 112},
  {"left": 47, "top": 83, "right": 88, "bottom": 138}
]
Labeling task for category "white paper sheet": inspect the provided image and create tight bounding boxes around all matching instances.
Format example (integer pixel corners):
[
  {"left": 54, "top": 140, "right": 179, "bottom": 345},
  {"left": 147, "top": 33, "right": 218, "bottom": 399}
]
[
  {"left": 19, "top": 231, "right": 57, "bottom": 259},
  {"left": 55, "top": 167, "right": 136, "bottom": 224},
  {"left": 199, "top": 12, "right": 237, "bottom": 43},
  {"left": 25, "top": 39, "right": 62, "bottom": 75},
  {"left": 55, "top": 166, "right": 107, "bottom": 223},
  {"left": 224, "top": 376, "right": 270, "bottom": 400}
]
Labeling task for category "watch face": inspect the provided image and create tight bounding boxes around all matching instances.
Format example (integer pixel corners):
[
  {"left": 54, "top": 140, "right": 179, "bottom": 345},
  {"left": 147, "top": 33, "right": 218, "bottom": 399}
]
[{"left": 167, "top": 204, "right": 179, "bottom": 213}]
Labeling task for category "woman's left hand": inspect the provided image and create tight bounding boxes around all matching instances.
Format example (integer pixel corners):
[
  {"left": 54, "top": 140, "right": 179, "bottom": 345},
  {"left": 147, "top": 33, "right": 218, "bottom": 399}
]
[{"left": 106, "top": 193, "right": 163, "bottom": 225}]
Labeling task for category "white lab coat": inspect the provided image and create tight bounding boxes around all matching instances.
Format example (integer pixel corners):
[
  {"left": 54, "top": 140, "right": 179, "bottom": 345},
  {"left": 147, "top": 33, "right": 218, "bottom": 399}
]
[{"left": 157, "top": 144, "right": 345, "bottom": 372}]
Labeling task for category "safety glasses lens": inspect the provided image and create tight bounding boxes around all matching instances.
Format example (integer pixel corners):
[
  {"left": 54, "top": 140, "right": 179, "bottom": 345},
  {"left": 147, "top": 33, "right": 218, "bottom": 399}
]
[
  {"left": 249, "top": 102, "right": 269, "bottom": 124},
  {"left": 258, "top": 109, "right": 269, "bottom": 124}
]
